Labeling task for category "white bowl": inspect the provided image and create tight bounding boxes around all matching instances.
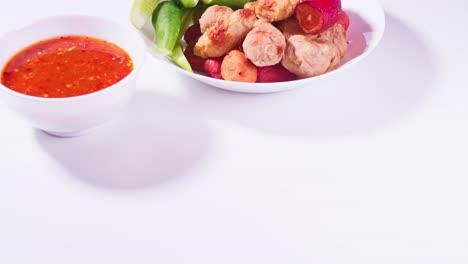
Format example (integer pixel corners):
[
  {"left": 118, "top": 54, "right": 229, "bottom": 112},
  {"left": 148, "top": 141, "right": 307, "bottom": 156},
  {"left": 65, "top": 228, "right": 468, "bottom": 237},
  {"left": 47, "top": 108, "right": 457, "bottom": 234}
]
[
  {"left": 141, "top": 0, "right": 385, "bottom": 93},
  {"left": 0, "top": 15, "right": 145, "bottom": 137}
]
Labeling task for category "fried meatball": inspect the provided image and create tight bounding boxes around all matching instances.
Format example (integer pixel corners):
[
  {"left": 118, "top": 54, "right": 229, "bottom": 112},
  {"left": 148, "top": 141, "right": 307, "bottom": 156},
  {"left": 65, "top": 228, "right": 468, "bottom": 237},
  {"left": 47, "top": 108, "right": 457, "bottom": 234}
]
[
  {"left": 253, "top": 0, "right": 300, "bottom": 22},
  {"left": 243, "top": 20, "right": 286, "bottom": 67},
  {"left": 281, "top": 24, "right": 348, "bottom": 78},
  {"left": 194, "top": 8, "right": 258, "bottom": 58},
  {"left": 199, "top": 5, "right": 234, "bottom": 33}
]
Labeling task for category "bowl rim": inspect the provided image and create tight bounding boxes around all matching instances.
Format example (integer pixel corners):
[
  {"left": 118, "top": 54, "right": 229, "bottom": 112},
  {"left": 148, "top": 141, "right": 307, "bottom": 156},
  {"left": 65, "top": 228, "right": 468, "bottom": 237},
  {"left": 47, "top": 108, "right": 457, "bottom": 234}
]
[{"left": 0, "top": 14, "right": 146, "bottom": 102}]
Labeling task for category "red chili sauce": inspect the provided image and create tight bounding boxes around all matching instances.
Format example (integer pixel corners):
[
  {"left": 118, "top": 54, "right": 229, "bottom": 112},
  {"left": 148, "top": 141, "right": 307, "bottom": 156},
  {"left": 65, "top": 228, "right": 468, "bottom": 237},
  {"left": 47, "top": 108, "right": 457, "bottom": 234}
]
[{"left": 1, "top": 35, "right": 133, "bottom": 98}]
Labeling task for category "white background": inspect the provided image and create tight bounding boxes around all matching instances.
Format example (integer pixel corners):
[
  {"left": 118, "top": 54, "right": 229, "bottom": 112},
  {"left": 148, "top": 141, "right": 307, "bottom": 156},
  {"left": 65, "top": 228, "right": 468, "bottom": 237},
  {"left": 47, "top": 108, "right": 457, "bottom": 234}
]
[{"left": 1, "top": 0, "right": 467, "bottom": 263}]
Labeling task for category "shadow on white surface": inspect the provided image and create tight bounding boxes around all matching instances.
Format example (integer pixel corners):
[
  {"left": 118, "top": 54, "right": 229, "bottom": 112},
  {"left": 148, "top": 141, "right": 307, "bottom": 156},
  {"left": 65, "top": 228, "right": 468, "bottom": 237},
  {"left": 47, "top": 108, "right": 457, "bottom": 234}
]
[
  {"left": 182, "top": 13, "right": 437, "bottom": 138},
  {"left": 34, "top": 91, "right": 212, "bottom": 190}
]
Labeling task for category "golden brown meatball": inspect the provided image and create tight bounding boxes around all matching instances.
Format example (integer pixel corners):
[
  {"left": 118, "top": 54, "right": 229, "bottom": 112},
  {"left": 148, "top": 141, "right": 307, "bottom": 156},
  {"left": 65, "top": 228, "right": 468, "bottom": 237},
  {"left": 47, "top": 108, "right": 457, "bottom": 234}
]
[
  {"left": 199, "top": 5, "right": 233, "bottom": 33},
  {"left": 194, "top": 8, "right": 258, "bottom": 58},
  {"left": 253, "top": 0, "right": 300, "bottom": 22},
  {"left": 221, "top": 50, "right": 257, "bottom": 82}
]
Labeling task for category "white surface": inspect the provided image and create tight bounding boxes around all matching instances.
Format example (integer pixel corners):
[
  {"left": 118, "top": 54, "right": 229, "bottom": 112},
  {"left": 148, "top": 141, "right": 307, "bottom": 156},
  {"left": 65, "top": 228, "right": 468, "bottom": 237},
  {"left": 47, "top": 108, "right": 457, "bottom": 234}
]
[
  {"left": 143, "top": 0, "right": 385, "bottom": 93},
  {"left": 0, "top": 0, "right": 467, "bottom": 263},
  {"left": 0, "top": 15, "right": 145, "bottom": 136}
]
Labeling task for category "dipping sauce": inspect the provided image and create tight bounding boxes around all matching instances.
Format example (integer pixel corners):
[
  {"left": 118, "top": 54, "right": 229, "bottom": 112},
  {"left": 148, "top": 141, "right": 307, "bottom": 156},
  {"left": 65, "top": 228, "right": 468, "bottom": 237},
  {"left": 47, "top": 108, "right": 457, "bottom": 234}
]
[{"left": 1, "top": 35, "right": 133, "bottom": 98}]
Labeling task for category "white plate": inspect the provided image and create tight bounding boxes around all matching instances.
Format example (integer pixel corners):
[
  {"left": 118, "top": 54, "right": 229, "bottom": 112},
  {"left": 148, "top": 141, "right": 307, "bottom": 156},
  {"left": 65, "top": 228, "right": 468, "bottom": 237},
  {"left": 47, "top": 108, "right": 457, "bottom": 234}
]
[{"left": 140, "top": 0, "right": 386, "bottom": 93}]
